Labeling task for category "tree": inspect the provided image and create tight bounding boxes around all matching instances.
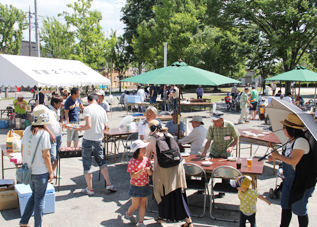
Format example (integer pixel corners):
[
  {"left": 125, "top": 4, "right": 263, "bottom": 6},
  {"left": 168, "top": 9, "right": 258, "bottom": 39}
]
[
  {"left": 40, "top": 17, "right": 75, "bottom": 59},
  {"left": 207, "top": 0, "right": 317, "bottom": 93},
  {"left": 59, "top": 0, "right": 107, "bottom": 69},
  {"left": 121, "top": 0, "right": 158, "bottom": 74},
  {"left": 0, "top": 4, "right": 27, "bottom": 54}
]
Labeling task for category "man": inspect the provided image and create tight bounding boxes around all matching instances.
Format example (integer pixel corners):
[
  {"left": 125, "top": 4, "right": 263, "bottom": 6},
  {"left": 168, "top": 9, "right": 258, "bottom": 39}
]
[
  {"left": 75, "top": 93, "right": 116, "bottom": 195},
  {"left": 275, "top": 90, "right": 282, "bottom": 97},
  {"left": 178, "top": 115, "right": 207, "bottom": 154},
  {"left": 249, "top": 86, "right": 258, "bottom": 120},
  {"left": 201, "top": 111, "right": 240, "bottom": 159},
  {"left": 36, "top": 87, "right": 45, "bottom": 105},
  {"left": 138, "top": 106, "right": 160, "bottom": 141},
  {"left": 13, "top": 95, "right": 28, "bottom": 118},
  {"left": 64, "top": 87, "right": 84, "bottom": 147},
  {"left": 169, "top": 84, "right": 179, "bottom": 110},
  {"left": 238, "top": 87, "right": 253, "bottom": 124},
  {"left": 283, "top": 92, "right": 293, "bottom": 103},
  {"left": 149, "top": 84, "right": 157, "bottom": 103},
  {"left": 231, "top": 84, "right": 238, "bottom": 99},
  {"left": 271, "top": 82, "right": 277, "bottom": 96},
  {"left": 165, "top": 110, "right": 185, "bottom": 137},
  {"left": 196, "top": 85, "right": 203, "bottom": 99},
  {"left": 137, "top": 85, "right": 146, "bottom": 112},
  {"left": 96, "top": 90, "right": 110, "bottom": 119}
]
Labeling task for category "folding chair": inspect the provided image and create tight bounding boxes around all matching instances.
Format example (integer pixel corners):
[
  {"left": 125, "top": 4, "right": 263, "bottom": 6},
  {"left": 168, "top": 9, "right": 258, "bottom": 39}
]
[
  {"left": 117, "top": 97, "right": 125, "bottom": 110},
  {"left": 121, "top": 133, "right": 139, "bottom": 163},
  {"left": 210, "top": 166, "right": 242, "bottom": 222},
  {"left": 183, "top": 163, "right": 210, "bottom": 217}
]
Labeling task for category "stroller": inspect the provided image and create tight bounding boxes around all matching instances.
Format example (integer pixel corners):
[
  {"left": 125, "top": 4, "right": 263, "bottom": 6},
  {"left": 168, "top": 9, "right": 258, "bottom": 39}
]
[{"left": 269, "top": 167, "right": 285, "bottom": 199}]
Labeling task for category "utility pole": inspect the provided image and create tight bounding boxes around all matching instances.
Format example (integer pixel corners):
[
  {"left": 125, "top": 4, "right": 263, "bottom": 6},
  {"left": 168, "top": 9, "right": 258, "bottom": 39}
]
[
  {"left": 29, "top": 6, "right": 32, "bottom": 56},
  {"left": 110, "top": 58, "right": 113, "bottom": 95},
  {"left": 34, "top": 0, "right": 40, "bottom": 57}
]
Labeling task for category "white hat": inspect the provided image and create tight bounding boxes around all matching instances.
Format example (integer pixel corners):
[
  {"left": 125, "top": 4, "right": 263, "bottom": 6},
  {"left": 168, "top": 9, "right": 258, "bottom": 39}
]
[
  {"left": 211, "top": 111, "right": 224, "bottom": 121},
  {"left": 131, "top": 140, "right": 150, "bottom": 152},
  {"left": 17, "top": 94, "right": 24, "bottom": 98},
  {"left": 96, "top": 90, "right": 105, "bottom": 96},
  {"left": 32, "top": 105, "right": 56, "bottom": 126},
  {"left": 190, "top": 115, "right": 204, "bottom": 125}
]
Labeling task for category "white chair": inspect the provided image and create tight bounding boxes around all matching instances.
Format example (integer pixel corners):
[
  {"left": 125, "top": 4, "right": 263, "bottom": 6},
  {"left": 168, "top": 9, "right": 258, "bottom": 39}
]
[{"left": 210, "top": 166, "right": 242, "bottom": 222}]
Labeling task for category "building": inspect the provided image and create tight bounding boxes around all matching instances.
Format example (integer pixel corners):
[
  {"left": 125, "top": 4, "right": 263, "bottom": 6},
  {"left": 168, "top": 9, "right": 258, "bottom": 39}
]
[{"left": 239, "top": 70, "right": 261, "bottom": 86}]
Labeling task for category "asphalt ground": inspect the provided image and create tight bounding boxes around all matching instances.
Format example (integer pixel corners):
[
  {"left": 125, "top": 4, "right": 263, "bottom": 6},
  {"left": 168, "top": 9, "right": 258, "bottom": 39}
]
[{"left": 0, "top": 88, "right": 316, "bottom": 227}]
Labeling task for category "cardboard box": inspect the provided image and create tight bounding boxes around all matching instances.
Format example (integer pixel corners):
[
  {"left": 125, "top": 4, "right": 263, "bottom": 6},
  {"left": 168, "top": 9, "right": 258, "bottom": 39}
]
[
  {"left": 128, "top": 95, "right": 141, "bottom": 103},
  {"left": 0, "top": 179, "right": 19, "bottom": 211},
  {"left": 15, "top": 183, "right": 55, "bottom": 216},
  {"left": 6, "top": 130, "right": 24, "bottom": 152}
]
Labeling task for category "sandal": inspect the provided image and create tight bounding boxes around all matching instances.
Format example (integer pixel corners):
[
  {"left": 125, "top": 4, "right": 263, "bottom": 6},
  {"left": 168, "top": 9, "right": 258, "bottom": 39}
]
[
  {"left": 181, "top": 222, "right": 194, "bottom": 227},
  {"left": 155, "top": 217, "right": 163, "bottom": 224},
  {"left": 19, "top": 225, "right": 33, "bottom": 227}
]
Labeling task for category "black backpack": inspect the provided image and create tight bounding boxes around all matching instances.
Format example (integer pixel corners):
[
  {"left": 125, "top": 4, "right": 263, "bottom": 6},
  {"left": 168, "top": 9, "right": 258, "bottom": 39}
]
[{"left": 151, "top": 132, "right": 182, "bottom": 168}]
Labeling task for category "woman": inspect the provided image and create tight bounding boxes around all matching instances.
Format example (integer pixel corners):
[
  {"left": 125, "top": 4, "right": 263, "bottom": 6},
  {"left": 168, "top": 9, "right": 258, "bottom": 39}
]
[
  {"left": 146, "top": 120, "right": 194, "bottom": 227},
  {"left": 268, "top": 113, "right": 316, "bottom": 227},
  {"left": 19, "top": 105, "right": 54, "bottom": 227},
  {"left": 138, "top": 106, "right": 158, "bottom": 141}
]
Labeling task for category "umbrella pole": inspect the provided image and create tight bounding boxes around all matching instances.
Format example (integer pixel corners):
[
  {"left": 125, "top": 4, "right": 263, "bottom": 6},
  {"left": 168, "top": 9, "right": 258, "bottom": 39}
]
[
  {"left": 315, "top": 83, "right": 316, "bottom": 107},
  {"left": 297, "top": 81, "right": 301, "bottom": 106},
  {"left": 177, "top": 85, "right": 181, "bottom": 141}
]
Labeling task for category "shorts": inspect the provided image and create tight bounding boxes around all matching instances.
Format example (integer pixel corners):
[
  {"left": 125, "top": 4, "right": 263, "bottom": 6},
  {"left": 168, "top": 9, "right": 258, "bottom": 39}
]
[
  {"left": 82, "top": 139, "right": 107, "bottom": 174},
  {"left": 49, "top": 135, "right": 62, "bottom": 163},
  {"left": 250, "top": 102, "right": 257, "bottom": 111},
  {"left": 128, "top": 184, "right": 152, "bottom": 198},
  {"left": 67, "top": 122, "right": 79, "bottom": 142}
]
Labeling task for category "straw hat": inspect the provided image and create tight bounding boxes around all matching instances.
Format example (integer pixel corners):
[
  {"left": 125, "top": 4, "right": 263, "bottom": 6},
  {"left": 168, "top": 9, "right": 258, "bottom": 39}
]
[
  {"left": 190, "top": 115, "right": 204, "bottom": 125},
  {"left": 32, "top": 105, "right": 56, "bottom": 126},
  {"left": 149, "top": 120, "right": 168, "bottom": 135},
  {"left": 280, "top": 113, "right": 304, "bottom": 129}
]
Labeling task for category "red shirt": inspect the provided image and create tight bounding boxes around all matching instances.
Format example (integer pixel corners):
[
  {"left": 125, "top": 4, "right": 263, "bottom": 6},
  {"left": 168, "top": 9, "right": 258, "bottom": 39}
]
[
  {"left": 225, "top": 96, "right": 231, "bottom": 103},
  {"left": 128, "top": 157, "right": 152, "bottom": 186}
]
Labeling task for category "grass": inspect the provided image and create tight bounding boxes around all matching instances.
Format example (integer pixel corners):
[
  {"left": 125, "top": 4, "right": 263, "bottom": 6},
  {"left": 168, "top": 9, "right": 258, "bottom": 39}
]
[
  {"left": 0, "top": 97, "right": 14, "bottom": 100},
  {"left": 183, "top": 93, "right": 224, "bottom": 102}
]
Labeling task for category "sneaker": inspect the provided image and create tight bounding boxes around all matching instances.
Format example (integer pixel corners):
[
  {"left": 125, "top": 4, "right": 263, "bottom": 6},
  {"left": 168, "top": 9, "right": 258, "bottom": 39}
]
[
  {"left": 245, "top": 120, "right": 249, "bottom": 123},
  {"left": 238, "top": 122, "right": 243, "bottom": 124},
  {"left": 125, "top": 212, "right": 137, "bottom": 224},
  {"left": 106, "top": 185, "right": 117, "bottom": 192},
  {"left": 137, "top": 222, "right": 147, "bottom": 227},
  {"left": 81, "top": 187, "right": 94, "bottom": 195}
]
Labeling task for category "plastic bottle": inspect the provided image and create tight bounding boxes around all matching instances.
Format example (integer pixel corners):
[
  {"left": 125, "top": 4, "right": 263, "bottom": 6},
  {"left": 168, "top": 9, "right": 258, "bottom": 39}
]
[{"left": 12, "top": 135, "right": 21, "bottom": 152}]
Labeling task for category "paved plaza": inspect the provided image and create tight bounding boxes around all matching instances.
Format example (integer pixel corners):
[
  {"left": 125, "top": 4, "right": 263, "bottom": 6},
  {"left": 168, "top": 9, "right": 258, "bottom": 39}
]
[{"left": 0, "top": 89, "right": 316, "bottom": 227}]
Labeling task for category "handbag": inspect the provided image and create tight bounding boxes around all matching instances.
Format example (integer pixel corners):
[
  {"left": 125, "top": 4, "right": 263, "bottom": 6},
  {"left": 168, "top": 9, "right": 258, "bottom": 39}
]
[{"left": 16, "top": 133, "right": 43, "bottom": 185}]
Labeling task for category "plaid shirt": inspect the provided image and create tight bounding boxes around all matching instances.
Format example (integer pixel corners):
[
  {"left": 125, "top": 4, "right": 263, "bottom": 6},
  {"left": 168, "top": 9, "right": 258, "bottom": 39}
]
[{"left": 206, "top": 120, "right": 240, "bottom": 158}]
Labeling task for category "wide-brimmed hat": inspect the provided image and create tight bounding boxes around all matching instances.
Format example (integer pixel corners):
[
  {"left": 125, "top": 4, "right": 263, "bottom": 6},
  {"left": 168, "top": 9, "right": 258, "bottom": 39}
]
[
  {"left": 131, "top": 140, "right": 150, "bottom": 152},
  {"left": 280, "top": 113, "right": 304, "bottom": 129},
  {"left": 32, "top": 105, "right": 56, "bottom": 126},
  {"left": 230, "top": 176, "right": 251, "bottom": 189},
  {"left": 149, "top": 120, "right": 168, "bottom": 135},
  {"left": 96, "top": 90, "right": 105, "bottom": 96},
  {"left": 190, "top": 115, "right": 204, "bottom": 125},
  {"left": 211, "top": 111, "right": 224, "bottom": 121}
]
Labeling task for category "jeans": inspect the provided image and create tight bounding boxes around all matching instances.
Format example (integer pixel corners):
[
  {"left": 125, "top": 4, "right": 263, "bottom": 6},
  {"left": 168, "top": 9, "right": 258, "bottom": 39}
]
[
  {"left": 49, "top": 135, "right": 62, "bottom": 163},
  {"left": 173, "top": 98, "right": 179, "bottom": 110},
  {"left": 82, "top": 139, "right": 107, "bottom": 174},
  {"left": 20, "top": 173, "right": 49, "bottom": 227},
  {"left": 239, "top": 211, "right": 256, "bottom": 227},
  {"left": 150, "top": 96, "right": 157, "bottom": 103}
]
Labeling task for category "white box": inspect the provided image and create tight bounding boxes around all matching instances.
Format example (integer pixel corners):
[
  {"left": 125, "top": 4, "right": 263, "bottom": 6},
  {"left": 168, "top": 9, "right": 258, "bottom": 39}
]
[
  {"left": 128, "top": 95, "right": 141, "bottom": 103},
  {"left": 15, "top": 183, "right": 55, "bottom": 216}
]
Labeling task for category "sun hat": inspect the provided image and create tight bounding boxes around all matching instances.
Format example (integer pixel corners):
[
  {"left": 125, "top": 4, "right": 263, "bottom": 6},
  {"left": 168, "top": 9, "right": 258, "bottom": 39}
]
[
  {"left": 230, "top": 176, "right": 251, "bottom": 189},
  {"left": 96, "top": 90, "right": 105, "bottom": 96},
  {"left": 190, "top": 115, "right": 204, "bottom": 125},
  {"left": 211, "top": 111, "right": 224, "bottom": 121},
  {"left": 32, "top": 105, "right": 56, "bottom": 126},
  {"left": 131, "top": 140, "right": 150, "bottom": 152},
  {"left": 17, "top": 94, "right": 24, "bottom": 98},
  {"left": 149, "top": 120, "right": 168, "bottom": 135},
  {"left": 280, "top": 113, "right": 304, "bottom": 129}
]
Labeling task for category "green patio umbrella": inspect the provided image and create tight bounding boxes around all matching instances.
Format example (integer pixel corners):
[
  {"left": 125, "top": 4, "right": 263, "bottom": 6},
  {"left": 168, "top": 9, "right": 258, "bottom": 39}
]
[
  {"left": 121, "top": 60, "right": 241, "bottom": 139},
  {"left": 266, "top": 66, "right": 317, "bottom": 105}
]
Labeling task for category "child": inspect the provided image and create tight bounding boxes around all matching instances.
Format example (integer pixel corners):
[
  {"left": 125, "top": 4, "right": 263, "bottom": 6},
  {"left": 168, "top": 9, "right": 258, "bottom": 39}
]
[
  {"left": 125, "top": 140, "right": 153, "bottom": 227},
  {"left": 231, "top": 176, "right": 271, "bottom": 227},
  {"left": 224, "top": 93, "right": 232, "bottom": 104}
]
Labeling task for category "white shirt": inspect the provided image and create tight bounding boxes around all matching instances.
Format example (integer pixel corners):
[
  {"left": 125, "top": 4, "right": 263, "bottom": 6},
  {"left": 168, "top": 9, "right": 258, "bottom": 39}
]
[
  {"left": 47, "top": 105, "right": 62, "bottom": 137},
  {"left": 173, "top": 86, "right": 179, "bottom": 99},
  {"left": 83, "top": 104, "right": 108, "bottom": 141},
  {"left": 22, "top": 127, "right": 51, "bottom": 174},
  {"left": 283, "top": 96, "right": 292, "bottom": 103},
  {"left": 124, "top": 94, "right": 129, "bottom": 104},
  {"left": 138, "top": 119, "right": 151, "bottom": 141},
  {"left": 137, "top": 89, "right": 146, "bottom": 102},
  {"left": 100, "top": 100, "right": 110, "bottom": 112},
  {"left": 179, "top": 125, "right": 207, "bottom": 154}
]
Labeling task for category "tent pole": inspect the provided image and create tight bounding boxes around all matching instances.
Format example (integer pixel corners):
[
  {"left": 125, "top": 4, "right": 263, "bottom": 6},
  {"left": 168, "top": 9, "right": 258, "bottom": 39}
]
[{"left": 177, "top": 85, "right": 181, "bottom": 141}]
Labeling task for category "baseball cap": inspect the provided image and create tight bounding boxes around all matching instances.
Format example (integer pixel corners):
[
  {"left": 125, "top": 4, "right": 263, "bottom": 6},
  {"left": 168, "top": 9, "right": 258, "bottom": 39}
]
[
  {"left": 230, "top": 176, "right": 251, "bottom": 188},
  {"left": 252, "top": 86, "right": 256, "bottom": 89},
  {"left": 131, "top": 140, "right": 150, "bottom": 152},
  {"left": 245, "top": 87, "right": 249, "bottom": 90},
  {"left": 211, "top": 111, "right": 224, "bottom": 121},
  {"left": 96, "top": 90, "right": 105, "bottom": 96}
]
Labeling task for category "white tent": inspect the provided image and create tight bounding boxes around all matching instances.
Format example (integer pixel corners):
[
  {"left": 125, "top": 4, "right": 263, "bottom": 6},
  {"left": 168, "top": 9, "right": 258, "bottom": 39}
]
[{"left": 0, "top": 54, "right": 110, "bottom": 87}]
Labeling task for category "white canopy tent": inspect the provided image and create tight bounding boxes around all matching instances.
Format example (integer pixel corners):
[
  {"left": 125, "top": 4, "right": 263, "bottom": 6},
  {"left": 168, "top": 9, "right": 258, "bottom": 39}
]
[{"left": 0, "top": 54, "right": 110, "bottom": 87}]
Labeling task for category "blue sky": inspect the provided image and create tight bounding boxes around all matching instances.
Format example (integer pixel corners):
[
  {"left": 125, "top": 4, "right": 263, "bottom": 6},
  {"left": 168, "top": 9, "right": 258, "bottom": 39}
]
[{"left": 2, "top": 0, "right": 127, "bottom": 41}]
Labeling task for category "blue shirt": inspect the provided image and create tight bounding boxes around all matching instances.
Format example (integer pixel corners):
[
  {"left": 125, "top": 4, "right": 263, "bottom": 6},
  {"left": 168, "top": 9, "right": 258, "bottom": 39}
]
[
  {"left": 64, "top": 97, "right": 82, "bottom": 122},
  {"left": 165, "top": 120, "right": 185, "bottom": 135}
]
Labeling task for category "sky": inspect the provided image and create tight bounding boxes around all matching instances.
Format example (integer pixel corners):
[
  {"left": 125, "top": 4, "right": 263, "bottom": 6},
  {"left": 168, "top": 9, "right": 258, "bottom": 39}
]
[{"left": 2, "top": 0, "right": 127, "bottom": 41}]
